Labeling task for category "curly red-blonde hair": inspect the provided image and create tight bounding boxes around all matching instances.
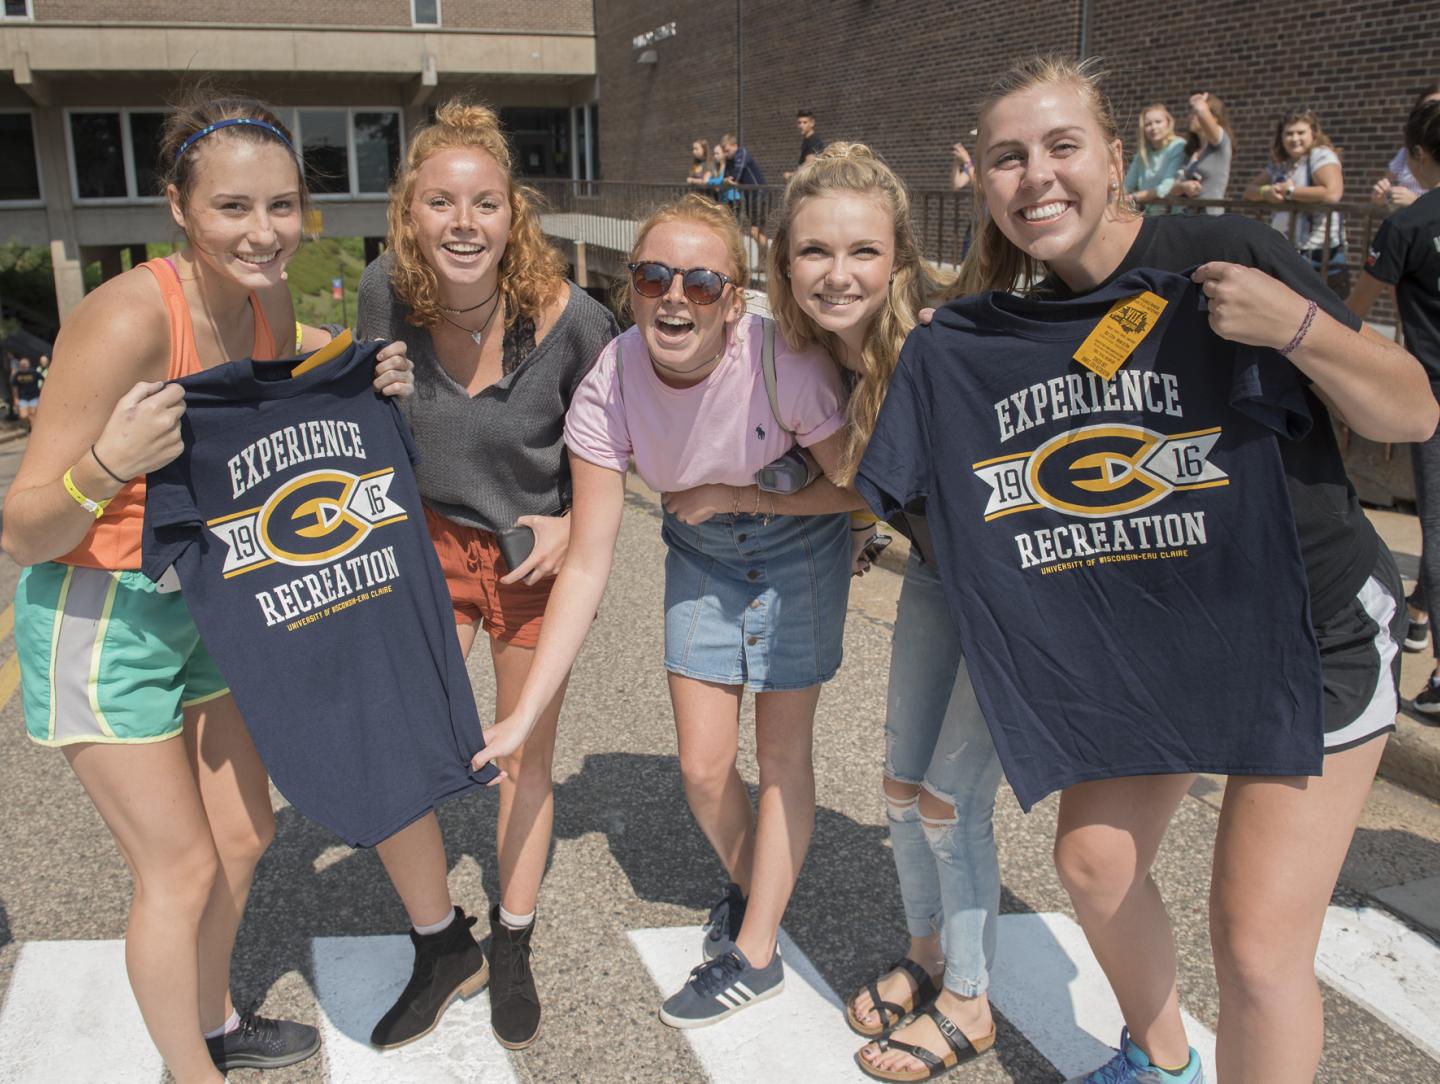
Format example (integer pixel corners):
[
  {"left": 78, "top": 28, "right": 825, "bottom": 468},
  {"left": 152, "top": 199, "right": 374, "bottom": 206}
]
[{"left": 386, "top": 99, "right": 565, "bottom": 330}]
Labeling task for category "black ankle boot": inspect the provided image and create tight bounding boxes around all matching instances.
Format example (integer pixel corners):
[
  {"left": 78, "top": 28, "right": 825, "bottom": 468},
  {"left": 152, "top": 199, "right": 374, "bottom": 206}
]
[
  {"left": 370, "top": 907, "right": 488, "bottom": 1049},
  {"left": 488, "top": 904, "right": 541, "bottom": 1049}
]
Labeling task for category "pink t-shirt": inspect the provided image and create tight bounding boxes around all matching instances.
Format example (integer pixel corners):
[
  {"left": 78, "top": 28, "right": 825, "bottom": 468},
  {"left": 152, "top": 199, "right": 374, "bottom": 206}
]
[{"left": 565, "top": 314, "right": 847, "bottom": 493}]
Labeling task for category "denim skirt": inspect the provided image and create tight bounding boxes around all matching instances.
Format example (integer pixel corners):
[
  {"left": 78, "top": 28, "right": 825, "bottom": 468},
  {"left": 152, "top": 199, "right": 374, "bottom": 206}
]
[{"left": 661, "top": 509, "right": 850, "bottom": 691}]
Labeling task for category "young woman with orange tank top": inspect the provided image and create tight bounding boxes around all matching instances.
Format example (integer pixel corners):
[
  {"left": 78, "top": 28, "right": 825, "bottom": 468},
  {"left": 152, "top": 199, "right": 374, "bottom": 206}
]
[{"left": 0, "top": 93, "right": 420, "bottom": 1083}]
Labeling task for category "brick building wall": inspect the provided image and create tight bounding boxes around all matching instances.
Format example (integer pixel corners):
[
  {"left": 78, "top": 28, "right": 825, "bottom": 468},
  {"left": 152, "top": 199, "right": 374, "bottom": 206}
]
[
  {"left": 32, "top": 0, "right": 592, "bottom": 32},
  {"left": 596, "top": 0, "right": 1439, "bottom": 211}
]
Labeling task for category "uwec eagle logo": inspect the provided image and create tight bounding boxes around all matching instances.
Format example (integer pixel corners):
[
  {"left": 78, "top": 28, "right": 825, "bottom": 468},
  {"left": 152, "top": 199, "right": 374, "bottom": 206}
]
[
  {"left": 207, "top": 468, "right": 407, "bottom": 577},
  {"left": 973, "top": 424, "right": 1227, "bottom": 521}
]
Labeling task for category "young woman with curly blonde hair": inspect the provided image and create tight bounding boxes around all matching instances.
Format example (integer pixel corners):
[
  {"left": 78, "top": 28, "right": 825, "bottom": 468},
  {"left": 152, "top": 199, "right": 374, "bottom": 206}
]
[{"left": 355, "top": 98, "right": 618, "bottom": 1049}]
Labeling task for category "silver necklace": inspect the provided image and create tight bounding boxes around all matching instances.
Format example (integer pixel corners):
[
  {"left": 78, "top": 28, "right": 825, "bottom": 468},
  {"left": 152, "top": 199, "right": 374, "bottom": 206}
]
[
  {"left": 439, "top": 293, "right": 503, "bottom": 345},
  {"left": 438, "top": 282, "right": 500, "bottom": 315}
]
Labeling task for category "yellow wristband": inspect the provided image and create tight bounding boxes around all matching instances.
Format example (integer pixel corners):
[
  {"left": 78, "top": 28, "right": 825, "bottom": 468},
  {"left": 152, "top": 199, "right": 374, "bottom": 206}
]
[{"left": 63, "top": 468, "right": 109, "bottom": 519}]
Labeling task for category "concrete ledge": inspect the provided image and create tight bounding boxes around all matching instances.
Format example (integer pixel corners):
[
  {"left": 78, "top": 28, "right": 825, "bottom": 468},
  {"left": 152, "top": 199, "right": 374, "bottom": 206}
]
[{"left": 1383, "top": 713, "right": 1440, "bottom": 802}]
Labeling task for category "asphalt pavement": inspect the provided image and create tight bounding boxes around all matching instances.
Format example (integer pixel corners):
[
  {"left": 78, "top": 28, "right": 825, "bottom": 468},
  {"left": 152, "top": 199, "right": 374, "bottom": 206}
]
[{"left": 0, "top": 432, "right": 1438, "bottom": 1083}]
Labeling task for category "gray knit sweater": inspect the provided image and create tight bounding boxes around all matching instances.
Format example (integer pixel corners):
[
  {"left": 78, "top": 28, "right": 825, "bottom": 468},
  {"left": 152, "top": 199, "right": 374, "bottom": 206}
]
[{"left": 356, "top": 253, "right": 619, "bottom": 533}]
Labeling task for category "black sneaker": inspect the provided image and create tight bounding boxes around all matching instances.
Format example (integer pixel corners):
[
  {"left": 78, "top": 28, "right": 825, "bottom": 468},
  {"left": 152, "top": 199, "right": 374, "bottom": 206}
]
[
  {"left": 205, "top": 1009, "right": 320, "bottom": 1072},
  {"left": 1413, "top": 676, "right": 1440, "bottom": 715},
  {"left": 701, "top": 882, "right": 747, "bottom": 960},
  {"left": 370, "top": 907, "right": 489, "bottom": 1049},
  {"left": 1405, "top": 616, "right": 1431, "bottom": 653},
  {"left": 487, "top": 905, "right": 541, "bottom": 1049}
]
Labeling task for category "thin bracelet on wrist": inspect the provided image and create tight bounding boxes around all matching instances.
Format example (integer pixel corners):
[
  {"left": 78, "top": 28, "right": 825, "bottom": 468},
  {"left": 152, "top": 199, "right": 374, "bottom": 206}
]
[
  {"left": 1279, "top": 299, "right": 1319, "bottom": 358},
  {"left": 90, "top": 444, "right": 128, "bottom": 486}
]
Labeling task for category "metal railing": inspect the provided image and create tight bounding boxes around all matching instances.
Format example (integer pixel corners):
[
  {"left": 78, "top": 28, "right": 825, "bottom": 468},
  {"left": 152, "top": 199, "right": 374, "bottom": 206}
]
[{"left": 533, "top": 179, "right": 1389, "bottom": 294}]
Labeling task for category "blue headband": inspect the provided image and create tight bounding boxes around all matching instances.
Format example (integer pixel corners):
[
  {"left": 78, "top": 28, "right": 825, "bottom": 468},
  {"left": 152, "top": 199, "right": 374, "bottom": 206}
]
[{"left": 175, "top": 118, "right": 294, "bottom": 161}]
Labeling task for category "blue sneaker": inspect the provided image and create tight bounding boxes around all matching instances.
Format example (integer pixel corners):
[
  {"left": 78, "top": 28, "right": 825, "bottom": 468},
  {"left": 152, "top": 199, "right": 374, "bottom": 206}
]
[
  {"left": 1066, "top": 1028, "right": 1204, "bottom": 1084},
  {"left": 659, "top": 945, "right": 784, "bottom": 1028},
  {"left": 701, "top": 882, "right": 747, "bottom": 959}
]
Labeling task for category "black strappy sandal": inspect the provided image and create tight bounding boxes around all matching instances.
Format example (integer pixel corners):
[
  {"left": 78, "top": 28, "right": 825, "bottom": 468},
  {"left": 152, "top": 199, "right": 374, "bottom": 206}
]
[
  {"left": 855, "top": 1004, "right": 996, "bottom": 1081},
  {"left": 844, "top": 957, "right": 942, "bottom": 1038}
]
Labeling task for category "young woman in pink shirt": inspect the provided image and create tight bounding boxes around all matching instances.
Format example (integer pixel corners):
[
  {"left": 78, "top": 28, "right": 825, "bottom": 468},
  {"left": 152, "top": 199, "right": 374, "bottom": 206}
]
[{"left": 478, "top": 194, "right": 862, "bottom": 1028}]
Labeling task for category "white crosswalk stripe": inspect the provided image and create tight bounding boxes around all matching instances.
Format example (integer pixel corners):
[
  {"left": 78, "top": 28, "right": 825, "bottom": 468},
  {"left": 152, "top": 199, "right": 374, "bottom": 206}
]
[
  {"left": 0, "top": 941, "right": 163, "bottom": 1084},
  {"left": 1314, "top": 904, "right": 1440, "bottom": 1062},
  {"left": 0, "top": 914, "right": 1434, "bottom": 1082},
  {"left": 990, "top": 912, "right": 1217, "bottom": 1079},
  {"left": 630, "top": 925, "right": 875, "bottom": 1082},
  {"left": 310, "top": 934, "right": 517, "bottom": 1083}
]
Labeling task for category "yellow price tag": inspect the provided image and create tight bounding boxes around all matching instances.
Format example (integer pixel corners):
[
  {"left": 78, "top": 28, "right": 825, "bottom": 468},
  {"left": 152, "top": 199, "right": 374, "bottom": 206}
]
[
  {"left": 291, "top": 328, "right": 354, "bottom": 376},
  {"left": 1072, "top": 290, "right": 1168, "bottom": 380}
]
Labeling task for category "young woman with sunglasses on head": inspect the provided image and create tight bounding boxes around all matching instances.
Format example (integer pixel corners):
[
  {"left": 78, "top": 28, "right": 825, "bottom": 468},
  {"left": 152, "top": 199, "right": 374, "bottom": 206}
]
[
  {"left": 477, "top": 193, "right": 862, "bottom": 1028},
  {"left": 764, "top": 143, "right": 1003, "bottom": 1081},
  {"left": 1, "top": 92, "right": 414, "bottom": 1082},
  {"left": 354, "top": 100, "right": 618, "bottom": 1050},
  {"left": 881, "top": 56, "right": 1433, "bottom": 1084}
]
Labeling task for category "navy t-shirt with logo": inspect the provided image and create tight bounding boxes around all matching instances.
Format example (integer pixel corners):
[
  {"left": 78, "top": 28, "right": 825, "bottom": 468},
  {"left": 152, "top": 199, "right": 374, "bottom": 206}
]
[
  {"left": 855, "top": 268, "right": 1324, "bottom": 810},
  {"left": 142, "top": 339, "right": 497, "bottom": 847}
]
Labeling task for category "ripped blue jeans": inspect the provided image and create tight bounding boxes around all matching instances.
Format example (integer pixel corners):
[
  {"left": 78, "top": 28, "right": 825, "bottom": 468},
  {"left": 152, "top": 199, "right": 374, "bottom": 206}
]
[{"left": 884, "top": 552, "right": 1003, "bottom": 997}]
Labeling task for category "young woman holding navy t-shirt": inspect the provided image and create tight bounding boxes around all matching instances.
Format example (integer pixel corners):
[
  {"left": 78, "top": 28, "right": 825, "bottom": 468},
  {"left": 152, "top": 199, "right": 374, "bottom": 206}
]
[
  {"left": 0, "top": 94, "right": 415, "bottom": 1082},
  {"left": 921, "top": 57, "right": 1434, "bottom": 1084}
]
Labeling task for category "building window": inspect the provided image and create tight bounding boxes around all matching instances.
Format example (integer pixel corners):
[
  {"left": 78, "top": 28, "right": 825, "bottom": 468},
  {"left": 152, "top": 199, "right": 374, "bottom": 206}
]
[
  {"left": 129, "top": 112, "right": 167, "bottom": 198},
  {"left": 0, "top": 112, "right": 42, "bottom": 203},
  {"left": 66, "top": 108, "right": 168, "bottom": 202},
  {"left": 298, "top": 109, "right": 350, "bottom": 195},
  {"left": 412, "top": 0, "right": 440, "bottom": 26},
  {"left": 65, "top": 107, "right": 401, "bottom": 203},
  {"left": 295, "top": 108, "right": 403, "bottom": 198},
  {"left": 354, "top": 112, "right": 402, "bottom": 194},
  {"left": 499, "top": 107, "right": 574, "bottom": 179},
  {"left": 70, "top": 113, "right": 128, "bottom": 199},
  {"left": 2, "top": 1, "right": 34, "bottom": 19}
]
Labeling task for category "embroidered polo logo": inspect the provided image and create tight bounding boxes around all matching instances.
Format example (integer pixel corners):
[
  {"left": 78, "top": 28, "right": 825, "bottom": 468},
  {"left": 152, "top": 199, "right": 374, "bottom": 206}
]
[
  {"left": 208, "top": 468, "right": 407, "bottom": 577},
  {"left": 973, "top": 424, "right": 1228, "bottom": 521}
]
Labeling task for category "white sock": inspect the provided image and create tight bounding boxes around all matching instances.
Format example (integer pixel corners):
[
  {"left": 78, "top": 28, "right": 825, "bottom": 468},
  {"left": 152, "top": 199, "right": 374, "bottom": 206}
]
[
  {"left": 413, "top": 908, "right": 456, "bottom": 936},
  {"left": 499, "top": 905, "right": 534, "bottom": 931},
  {"left": 203, "top": 1009, "right": 240, "bottom": 1040}
]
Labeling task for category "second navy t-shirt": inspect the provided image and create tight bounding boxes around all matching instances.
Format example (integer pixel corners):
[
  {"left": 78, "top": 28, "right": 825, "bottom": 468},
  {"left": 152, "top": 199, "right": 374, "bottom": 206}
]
[{"left": 856, "top": 268, "right": 1324, "bottom": 809}]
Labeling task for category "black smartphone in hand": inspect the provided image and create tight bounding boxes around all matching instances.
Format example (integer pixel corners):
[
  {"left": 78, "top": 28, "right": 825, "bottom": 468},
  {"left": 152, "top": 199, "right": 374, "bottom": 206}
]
[
  {"left": 496, "top": 526, "right": 535, "bottom": 572},
  {"left": 860, "top": 532, "right": 893, "bottom": 566}
]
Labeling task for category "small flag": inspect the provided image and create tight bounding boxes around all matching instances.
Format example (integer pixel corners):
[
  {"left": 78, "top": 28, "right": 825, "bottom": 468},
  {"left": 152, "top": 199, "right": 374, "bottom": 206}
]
[{"left": 331, "top": 277, "right": 344, "bottom": 300}]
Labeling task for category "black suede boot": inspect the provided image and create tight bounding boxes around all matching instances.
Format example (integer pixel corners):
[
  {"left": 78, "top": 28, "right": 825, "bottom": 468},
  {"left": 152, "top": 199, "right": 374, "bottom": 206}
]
[
  {"left": 370, "top": 907, "right": 488, "bottom": 1049},
  {"left": 488, "top": 904, "right": 541, "bottom": 1049}
]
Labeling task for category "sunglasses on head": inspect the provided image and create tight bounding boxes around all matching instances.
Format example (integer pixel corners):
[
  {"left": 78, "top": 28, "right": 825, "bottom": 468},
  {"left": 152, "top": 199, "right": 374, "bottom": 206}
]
[{"left": 627, "top": 261, "right": 735, "bottom": 305}]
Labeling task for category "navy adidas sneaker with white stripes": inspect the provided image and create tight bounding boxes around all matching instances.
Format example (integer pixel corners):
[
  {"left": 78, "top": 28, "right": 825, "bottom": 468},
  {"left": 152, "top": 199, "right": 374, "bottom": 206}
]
[{"left": 659, "top": 944, "right": 785, "bottom": 1028}]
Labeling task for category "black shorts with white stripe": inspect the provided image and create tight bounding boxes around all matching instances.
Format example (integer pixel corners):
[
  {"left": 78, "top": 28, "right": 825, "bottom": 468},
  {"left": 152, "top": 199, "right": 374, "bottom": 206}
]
[{"left": 1316, "top": 546, "right": 1406, "bottom": 753}]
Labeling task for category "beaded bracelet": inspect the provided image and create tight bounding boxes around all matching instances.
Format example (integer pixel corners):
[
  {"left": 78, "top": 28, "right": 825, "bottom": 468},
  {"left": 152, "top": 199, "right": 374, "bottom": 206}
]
[{"left": 1279, "top": 299, "right": 1319, "bottom": 358}]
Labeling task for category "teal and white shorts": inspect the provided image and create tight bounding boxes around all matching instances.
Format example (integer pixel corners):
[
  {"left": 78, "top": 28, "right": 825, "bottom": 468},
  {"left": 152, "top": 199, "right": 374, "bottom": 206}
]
[{"left": 15, "top": 562, "right": 229, "bottom": 747}]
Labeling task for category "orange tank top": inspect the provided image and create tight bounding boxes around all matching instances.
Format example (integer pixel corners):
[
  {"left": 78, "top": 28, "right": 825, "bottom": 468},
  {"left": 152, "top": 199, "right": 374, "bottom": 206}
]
[{"left": 61, "top": 258, "right": 279, "bottom": 570}]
